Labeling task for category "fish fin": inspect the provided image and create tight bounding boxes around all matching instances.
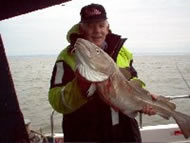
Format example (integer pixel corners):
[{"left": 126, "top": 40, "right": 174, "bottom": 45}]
[
  {"left": 129, "top": 80, "right": 142, "bottom": 89},
  {"left": 119, "top": 68, "right": 131, "bottom": 80},
  {"left": 128, "top": 80, "right": 149, "bottom": 95},
  {"left": 173, "top": 111, "right": 190, "bottom": 139},
  {"left": 157, "top": 112, "right": 171, "bottom": 120},
  {"left": 157, "top": 96, "right": 176, "bottom": 110}
]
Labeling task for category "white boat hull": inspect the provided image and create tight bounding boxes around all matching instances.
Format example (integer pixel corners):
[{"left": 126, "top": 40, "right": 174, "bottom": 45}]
[
  {"left": 45, "top": 124, "right": 190, "bottom": 143},
  {"left": 140, "top": 124, "right": 190, "bottom": 143}
]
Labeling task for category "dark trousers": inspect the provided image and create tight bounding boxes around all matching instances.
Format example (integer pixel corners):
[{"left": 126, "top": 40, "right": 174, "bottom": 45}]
[{"left": 62, "top": 97, "right": 142, "bottom": 142}]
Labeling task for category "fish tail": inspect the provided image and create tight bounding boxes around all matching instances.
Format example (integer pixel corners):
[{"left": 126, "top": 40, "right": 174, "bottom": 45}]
[{"left": 173, "top": 111, "right": 190, "bottom": 139}]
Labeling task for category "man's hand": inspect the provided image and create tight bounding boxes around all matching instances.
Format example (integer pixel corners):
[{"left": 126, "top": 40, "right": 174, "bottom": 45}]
[
  {"left": 141, "top": 93, "right": 157, "bottom": 116},
  {"left": 75, "top": 70, "right": 91, "bottom": 94}
]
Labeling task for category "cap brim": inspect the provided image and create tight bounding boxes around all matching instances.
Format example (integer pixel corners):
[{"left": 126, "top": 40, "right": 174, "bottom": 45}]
[{"left": 81, "top": 18, "right": 107, "bottom": 23}]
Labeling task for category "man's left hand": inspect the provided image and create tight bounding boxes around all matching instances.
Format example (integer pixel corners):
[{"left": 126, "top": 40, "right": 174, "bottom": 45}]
[{"left": 141, "top": 93, "right": 157, "bottom": 116}]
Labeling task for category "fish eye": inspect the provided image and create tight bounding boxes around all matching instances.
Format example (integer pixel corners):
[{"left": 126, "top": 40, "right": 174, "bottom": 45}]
[{"left": 96, "top": 48, "right": 101, "bottom": 54}]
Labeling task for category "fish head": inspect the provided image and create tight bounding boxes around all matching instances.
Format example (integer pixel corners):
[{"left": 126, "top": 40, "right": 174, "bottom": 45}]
[{"left": 75, "top": 38, "right": 115, "bottom": 82}]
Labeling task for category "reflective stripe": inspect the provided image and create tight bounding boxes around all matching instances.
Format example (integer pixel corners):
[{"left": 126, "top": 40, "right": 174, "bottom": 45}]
[
  {"left": 54, "top": 62, "right": 64, "bottom": 85},
  {"left": 110, "top": 107, "right": 119, "bottom": 125}
]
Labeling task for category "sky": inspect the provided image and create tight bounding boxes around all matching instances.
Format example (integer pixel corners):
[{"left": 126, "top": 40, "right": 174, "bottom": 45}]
[{"left": 0, "top": 0, "right": 190, "bottom": 56}]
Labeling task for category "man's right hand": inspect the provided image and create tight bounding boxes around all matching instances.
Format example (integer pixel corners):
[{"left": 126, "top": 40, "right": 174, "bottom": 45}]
[{"left": 75, "top": 70, "right": 92, "bottom": 95}]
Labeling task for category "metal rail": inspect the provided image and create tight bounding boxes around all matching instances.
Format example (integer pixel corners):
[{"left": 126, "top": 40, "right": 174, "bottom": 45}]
[
  {"left": 166, "top": 94, "right": 190, "bottom": 100},
  {"left": 50, "top": 110, "right": 55, "bottom": 143},
  {"left": 175, "top": 61, "right": 190, "bottom": 91}
]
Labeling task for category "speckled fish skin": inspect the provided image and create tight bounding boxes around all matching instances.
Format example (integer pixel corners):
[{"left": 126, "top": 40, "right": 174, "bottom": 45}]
[{"left": 75, "top": 38, "right": 190, "bottom": 139}]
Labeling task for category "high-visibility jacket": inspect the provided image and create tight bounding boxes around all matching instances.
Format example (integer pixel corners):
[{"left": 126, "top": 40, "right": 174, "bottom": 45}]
[
  {"left": 48, "top": 24, "right": 144, "bottom": 114},
  {"left": 48, "top": 24, "right": 143, "bottom": 142}
]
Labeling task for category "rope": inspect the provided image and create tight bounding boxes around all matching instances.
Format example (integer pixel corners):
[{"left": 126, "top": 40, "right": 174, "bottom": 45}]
[{"left": 175, "top": 61, "right": 190, "bottom": 90}]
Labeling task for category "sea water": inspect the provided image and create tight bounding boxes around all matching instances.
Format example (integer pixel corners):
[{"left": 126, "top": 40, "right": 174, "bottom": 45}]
[{"left": 8, "top": 54, "right": 190, "bottom": 134}]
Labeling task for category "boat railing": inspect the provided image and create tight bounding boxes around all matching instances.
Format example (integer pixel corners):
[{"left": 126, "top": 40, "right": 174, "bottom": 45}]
[
  {"left": 49, "top": 110, "right": 64, "bottom": 143},
  {"left": 49, "top": 94, "right": 190, "bottom": 141},
  {"left": 139, "top": 94, "right": 190, "bottom": 128},
  {"left": 50, "top": 110, "right": 55, "bottom": 138}
]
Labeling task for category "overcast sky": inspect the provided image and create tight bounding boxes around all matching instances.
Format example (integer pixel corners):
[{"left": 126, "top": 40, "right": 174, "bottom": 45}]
[{"left": 0, "top": 0, "right": 190, "bottom": 56}]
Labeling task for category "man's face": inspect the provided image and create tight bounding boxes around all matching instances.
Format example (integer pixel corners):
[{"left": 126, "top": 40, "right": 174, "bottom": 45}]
[{"left": 80, "top": 20, "right": 109, "bottom": 48}]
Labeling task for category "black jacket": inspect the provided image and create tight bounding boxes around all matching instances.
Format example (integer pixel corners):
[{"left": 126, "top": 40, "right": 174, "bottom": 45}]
[{"left": 62, "top": 33, "right": 141, "bottom": 142}]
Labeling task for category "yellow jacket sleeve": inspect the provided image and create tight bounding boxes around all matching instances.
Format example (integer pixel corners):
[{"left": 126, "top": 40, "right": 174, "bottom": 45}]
[
  {"left": 116, "top": 46, "right": 133, "bottom": 68},
  {"left": 48, "top": 78, "right": 88, "bottom": 114},
  {"left": 48, "top": 48, "right": 88, "bottom": 114},
  {"left": 116, "top": 46, "right": 146, "bottom": 87}
]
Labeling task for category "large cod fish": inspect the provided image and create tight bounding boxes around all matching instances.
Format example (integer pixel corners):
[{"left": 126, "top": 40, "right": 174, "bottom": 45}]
[{"left": 74, "top": 38, "right": 190, "bottom": 139}]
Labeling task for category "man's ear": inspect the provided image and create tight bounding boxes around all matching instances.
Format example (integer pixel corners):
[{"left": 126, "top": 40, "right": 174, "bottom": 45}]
[
  {"left": 107, "top": 24, "right": 110, "bottom": 34},
  {"left": 107, "top": 24, "right": 110, "bottom": 30},
  {"left": 79, "top": 23, "right": 84, "bottom": 34}
]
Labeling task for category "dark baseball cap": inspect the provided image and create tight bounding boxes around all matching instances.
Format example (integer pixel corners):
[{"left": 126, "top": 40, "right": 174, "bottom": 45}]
[{"left": 80, "top": 3, "right": 107, "bottom": 23}]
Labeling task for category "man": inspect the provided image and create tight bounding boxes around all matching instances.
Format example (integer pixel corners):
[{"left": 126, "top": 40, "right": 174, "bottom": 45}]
[{"left": 49, "top": 3, "right": 156, "bottom": 142}]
